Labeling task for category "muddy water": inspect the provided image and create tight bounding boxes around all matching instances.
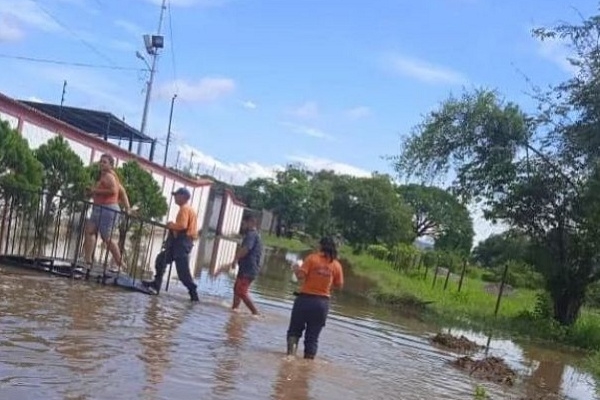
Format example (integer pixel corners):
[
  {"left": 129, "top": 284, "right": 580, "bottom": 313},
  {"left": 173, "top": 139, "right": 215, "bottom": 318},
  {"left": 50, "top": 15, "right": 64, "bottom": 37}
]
[{"left": 0, "top": 240, "right": 597, "bottom": 400}]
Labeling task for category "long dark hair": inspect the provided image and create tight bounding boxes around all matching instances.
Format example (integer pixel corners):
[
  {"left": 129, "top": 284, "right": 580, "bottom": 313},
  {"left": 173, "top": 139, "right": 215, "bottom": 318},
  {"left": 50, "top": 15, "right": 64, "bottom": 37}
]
[{"left": 319, "top": 236, "right": 338, "bottom": 262}]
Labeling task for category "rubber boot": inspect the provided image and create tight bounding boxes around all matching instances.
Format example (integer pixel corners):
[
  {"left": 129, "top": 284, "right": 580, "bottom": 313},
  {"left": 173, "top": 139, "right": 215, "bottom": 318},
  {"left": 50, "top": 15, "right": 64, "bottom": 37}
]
[
  {"left": 286, "top": 336, "right": 299, "bottom": 356},
  {"left": 304, "top": 354, "right": 315, "bottom": 360},
  {"left": 142, "top": 279, "right": 161, "bottom": 295},
  {"left": 189, "top": 289, "right": 199, "bottom": 302}
]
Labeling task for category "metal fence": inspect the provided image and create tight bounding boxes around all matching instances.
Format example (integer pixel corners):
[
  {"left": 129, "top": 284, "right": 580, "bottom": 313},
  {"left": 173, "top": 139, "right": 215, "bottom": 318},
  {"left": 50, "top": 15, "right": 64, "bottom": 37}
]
[{"left": 0, "top": 188, "right": 173, "bottom": 294}]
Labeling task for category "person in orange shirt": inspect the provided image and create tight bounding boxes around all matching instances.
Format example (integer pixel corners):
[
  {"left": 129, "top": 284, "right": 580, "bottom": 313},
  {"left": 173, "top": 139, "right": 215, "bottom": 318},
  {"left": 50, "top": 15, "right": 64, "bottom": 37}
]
[
  {"left": 142, "top": 187, "right": 200, "bottom": 302},
  {"left": 83, "top": 153, "right": 128, "bottom": 271},
  {"left": 286, "top": 236, "right": 344, "bottom": 359}
]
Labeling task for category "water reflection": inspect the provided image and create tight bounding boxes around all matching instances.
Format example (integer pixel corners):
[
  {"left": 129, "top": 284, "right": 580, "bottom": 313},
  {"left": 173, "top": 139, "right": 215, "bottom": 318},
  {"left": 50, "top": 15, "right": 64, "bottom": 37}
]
[
  {"left": 0, "top": 236, "right": 599, "bottom": 399},
  {"left": 211, "top": 313, "right": 251, "bottom": 398},
  {"left": 139, "top": 298, "right": 192, "bottom": 399},
  {"left": 271, "top": 360, "right": 313, "bottom": 400}
]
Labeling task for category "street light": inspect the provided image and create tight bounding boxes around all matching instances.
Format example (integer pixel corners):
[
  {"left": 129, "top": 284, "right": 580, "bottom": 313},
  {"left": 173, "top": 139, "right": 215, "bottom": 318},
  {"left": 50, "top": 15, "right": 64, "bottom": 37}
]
[
  {"left": 137, "top": 35, "right": 163, "bottom": 154},
  {"left": 136, "top": 0, "right": 167, "bottom": 156}
]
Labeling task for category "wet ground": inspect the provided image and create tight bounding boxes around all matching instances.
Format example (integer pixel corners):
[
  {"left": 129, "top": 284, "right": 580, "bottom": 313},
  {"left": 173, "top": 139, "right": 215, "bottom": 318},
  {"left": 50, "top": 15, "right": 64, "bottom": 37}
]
[{"left": 0, "top": 242, "right": 597, "bottom": 400}]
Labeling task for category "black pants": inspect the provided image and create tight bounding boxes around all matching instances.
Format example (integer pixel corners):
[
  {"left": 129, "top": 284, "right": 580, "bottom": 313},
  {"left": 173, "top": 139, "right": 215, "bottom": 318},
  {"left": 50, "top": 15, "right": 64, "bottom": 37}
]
[
  {"left": 154, "top": 237, "right": 196, "bottom": 293},
  {"left": 287, "top": 294, "right": 330, "bottom": 357}
]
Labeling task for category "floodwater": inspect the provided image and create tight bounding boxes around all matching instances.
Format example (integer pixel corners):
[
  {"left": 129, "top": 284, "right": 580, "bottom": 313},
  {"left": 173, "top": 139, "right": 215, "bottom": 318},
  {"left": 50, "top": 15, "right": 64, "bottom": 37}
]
[{"left": 0, "top": 239, "right": 597, "bottom": 400}]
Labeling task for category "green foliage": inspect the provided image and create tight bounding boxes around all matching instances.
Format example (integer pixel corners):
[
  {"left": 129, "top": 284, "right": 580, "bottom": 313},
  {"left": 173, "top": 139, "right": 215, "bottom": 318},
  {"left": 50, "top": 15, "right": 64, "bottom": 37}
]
[
  {"left": 471, "top": 230, "right": 530, "bottom": 269},
  {"left": 393, "top": 22, "right": 600, "bottom": 326},
  {"left": 117, "top": 161, "right": 168, "bottom": 220},
  {"left": 388, "top": 243, "right": 421, "bottom": 270},
  {"left": 35, "top": 136, "right": 89, "bottom": 204},
  {"left": 239, "top": 166, "right": 416, "bottom": 250},
  {"left": 332, "top": 174, "right": 414, "bottom": 249},
  {"left": 480, "top": 261, "right": 544, "bottom": 290},
  {"left": 366, "top": 244, "right": 390, "bottom": 260},
  {"left": 398, "top": 184, "right": 474, "bottom": 254},
  {"left": 0, "top": 120, "right": 43, "bottom": 204}
]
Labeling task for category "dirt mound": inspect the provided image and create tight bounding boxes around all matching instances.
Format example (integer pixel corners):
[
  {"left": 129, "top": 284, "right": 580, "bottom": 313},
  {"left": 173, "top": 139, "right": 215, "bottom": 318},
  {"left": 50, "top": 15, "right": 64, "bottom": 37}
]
[
  {"left": 431, "top": 333, "right": 482, "bottom": 353},
  {"left": 451, "top": 356, "right": 516, "bottom": 386}
]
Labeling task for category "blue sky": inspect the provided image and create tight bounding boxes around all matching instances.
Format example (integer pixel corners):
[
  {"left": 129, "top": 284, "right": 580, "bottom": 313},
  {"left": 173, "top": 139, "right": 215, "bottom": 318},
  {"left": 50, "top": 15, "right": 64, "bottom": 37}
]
[{"left": 0, "top": 0, "right": 595, "bottom": 242}]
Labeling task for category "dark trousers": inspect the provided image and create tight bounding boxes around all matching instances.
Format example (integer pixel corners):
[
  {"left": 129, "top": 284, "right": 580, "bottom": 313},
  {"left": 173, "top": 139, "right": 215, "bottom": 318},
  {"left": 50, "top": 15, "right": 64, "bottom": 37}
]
[
  {"left": 153, "top": 237, "right": 196, "bottom": 293},
  {"left": 287, "top": 294, "right": 330, "bottom": 357}
]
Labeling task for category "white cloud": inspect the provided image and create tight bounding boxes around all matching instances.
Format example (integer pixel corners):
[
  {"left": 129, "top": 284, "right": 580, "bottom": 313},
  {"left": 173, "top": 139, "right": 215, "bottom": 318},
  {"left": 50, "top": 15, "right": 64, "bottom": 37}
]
[
  {"left": 178, "top": 144, "right": 283, "bottom": 184},
  {"left": 287, "top": 155, "right": 371, "bottom": 177},
  {"left": 241, "top": 100, "right": 257, "bottom": 110},
  {"left": 176, "top": 144, "right": 371, "bottom": 185},
  {"left": 0, "top": 17, "right": 22, "bottom": 42},
  {"left": 157, "top": 78, "right": 236, "bottom": 102},
  {"left": 345, "top": 106, "right": 371, "bottom": 120},
  {"left": 536, "top": 38, "right": 578, "bottom": 75},
  {"left": 281, "top": 122, "right": 333, "bottom": 140},
  {"left": 0, "top": 0, "right": 61, "bottom": 37},
  {"left": 289, "top": 101, "right": 319, "bottom": 119},
  {"left": 27, "top": 96, "right": 44, "bottom": 103},
  {"left": 386, "top": 53, "right": 467, "bottom": 85},
  {"left": 114, "top": 19, "right": 144, "bottom": 38}
]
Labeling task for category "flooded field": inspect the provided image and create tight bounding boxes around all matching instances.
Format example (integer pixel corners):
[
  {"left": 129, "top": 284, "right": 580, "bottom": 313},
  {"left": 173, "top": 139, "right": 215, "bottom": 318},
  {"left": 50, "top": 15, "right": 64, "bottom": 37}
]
[{"left": 0, "top": 241, "right": 597, "bottom": 400}]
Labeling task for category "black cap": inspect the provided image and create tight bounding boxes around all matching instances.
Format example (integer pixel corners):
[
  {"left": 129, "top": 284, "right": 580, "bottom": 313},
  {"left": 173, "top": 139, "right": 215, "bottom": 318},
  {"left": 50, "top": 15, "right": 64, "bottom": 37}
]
[{"left": 172, "top": 187, "right": 191, "bottom": 198}]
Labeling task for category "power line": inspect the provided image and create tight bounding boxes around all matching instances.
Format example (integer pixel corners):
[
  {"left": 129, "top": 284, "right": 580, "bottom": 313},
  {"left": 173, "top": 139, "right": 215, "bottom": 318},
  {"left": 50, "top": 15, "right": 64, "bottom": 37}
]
[
  {"left": 0, "top": 53, "right": 143, "bottom": 71},
  {"left": 167, "top": 0, "right": 179, "bottom": 93},
  {"left": 30, "top": 0, "right": 118, "bottom": 67}
]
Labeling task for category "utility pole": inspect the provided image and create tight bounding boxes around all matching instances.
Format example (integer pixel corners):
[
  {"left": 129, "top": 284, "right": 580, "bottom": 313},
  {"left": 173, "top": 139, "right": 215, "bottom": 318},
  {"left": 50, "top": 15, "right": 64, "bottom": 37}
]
[
  {"left": 163, "top": 93, "right": 177, "bottom": 167},
  {"left": 137, "top": 0, "right": 167, "bottom": 155},
  {"left": 58, "top": 80, "right": 67, "bottom": 120}
]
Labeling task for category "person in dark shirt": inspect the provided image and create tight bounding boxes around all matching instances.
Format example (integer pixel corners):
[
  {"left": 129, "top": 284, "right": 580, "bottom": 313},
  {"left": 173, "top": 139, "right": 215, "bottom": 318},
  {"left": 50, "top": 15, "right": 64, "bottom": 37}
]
[{"left": 230, "top": 214, "right": 263, "bottom": 315}]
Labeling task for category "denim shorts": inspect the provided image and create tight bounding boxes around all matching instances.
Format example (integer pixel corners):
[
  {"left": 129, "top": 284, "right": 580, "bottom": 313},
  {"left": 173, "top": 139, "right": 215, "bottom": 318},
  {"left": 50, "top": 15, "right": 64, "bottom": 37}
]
[{"left": 89, "top": 204, "right": 120, "bottom": 239}]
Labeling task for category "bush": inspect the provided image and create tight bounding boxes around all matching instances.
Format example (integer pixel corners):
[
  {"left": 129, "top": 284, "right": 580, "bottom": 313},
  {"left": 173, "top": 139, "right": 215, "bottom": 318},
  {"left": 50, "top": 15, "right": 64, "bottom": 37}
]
[
  {"left": 366, "top": 244, "right": 390, "bottom": 260},
  {"left": 388, "top": 243, "right": 420, "bottom": 270},
  {"left": 477, "top": 261, "right": 544, "bottom": 290}
]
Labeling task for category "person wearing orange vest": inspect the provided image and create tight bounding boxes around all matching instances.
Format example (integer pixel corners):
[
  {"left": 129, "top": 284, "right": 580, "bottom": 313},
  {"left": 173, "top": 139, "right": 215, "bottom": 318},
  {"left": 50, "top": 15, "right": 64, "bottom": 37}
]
[
  {"left": 286, "top": 236, "right": 344, "bottom": 359},
  {"left": 142, "top": 187, "right": 200, "bottom": 302},
  {"left": 83, "top": 153, "right": 127, "bottom": 271}
]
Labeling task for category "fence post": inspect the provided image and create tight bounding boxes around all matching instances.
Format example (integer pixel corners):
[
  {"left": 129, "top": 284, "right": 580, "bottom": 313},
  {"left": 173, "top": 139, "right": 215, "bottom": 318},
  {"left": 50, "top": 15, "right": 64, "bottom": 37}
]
[
  {"left": 457, "top": 259, "right": 467, "bottom": 293},
  {"left": 493, "top": 262, "right": 510, "bottom": 317},
  {"left": 431, "top": 265, "right": 440, "bottom": 289},
  {"left": 443, "top": 267, "right": 452, "bottom": 291}
]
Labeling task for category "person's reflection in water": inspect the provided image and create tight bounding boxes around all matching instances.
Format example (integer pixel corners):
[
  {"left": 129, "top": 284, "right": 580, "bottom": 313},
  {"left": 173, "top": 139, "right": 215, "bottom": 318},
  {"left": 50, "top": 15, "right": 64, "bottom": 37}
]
[
  {"left": 139, "top": 297, "right": 192, "bottom": 399},
  {"left": 211, "top": 313, "right": 250, "bottom": 398},
  {"left": 271, "top": 359, "right": 314, "bottom": 400}
]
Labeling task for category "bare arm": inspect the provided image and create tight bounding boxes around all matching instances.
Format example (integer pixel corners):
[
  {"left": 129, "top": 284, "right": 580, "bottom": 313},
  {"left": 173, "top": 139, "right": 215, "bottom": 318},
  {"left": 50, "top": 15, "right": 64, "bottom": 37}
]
[{"left": 119, "top": 185, "right": 131, "bottom": 211}]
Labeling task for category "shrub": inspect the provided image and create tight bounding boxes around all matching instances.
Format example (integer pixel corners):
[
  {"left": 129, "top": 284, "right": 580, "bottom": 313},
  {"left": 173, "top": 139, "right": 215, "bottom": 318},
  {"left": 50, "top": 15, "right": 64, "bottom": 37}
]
[{"left": 366, "top": 244, "right": 389, "bottom": 260}]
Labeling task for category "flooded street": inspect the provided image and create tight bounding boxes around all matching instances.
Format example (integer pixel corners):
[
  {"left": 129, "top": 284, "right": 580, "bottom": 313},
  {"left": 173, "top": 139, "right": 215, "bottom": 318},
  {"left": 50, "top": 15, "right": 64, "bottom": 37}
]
[{"left": 0, "top": 241, "right": 598, "bottom": 400}]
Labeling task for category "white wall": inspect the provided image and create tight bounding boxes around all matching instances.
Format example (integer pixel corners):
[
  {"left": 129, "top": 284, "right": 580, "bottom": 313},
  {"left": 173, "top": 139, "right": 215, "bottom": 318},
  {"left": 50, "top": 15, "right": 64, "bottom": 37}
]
[
  {"left": 0, "top": 111, "right": 19, "bottom": 130},
  {"left": 210, "top": 237, "right": 238, "bottom": 275},
  {"left": 219, "top": 193, "right": 244, "bottom": 236},
  {"left": 208, "top": 194, "right": 222, "bottom": 231},
  {"left": 21, "top": 122, "right": 57, "bottom": 149}
]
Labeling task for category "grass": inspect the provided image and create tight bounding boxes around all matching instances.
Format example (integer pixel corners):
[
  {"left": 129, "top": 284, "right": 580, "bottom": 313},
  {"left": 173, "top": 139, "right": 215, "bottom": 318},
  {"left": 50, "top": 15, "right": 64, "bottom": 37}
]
[{"left": 262, "top": 234, "right": 600, "bottom": 359}]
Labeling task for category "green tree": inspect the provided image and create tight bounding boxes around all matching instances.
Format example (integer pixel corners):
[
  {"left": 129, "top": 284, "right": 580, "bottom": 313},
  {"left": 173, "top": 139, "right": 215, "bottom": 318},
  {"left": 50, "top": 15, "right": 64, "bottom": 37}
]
[
  {"left": 471, "top": 230, "right": 530, "bottom": 269},
  {"left": 0, "top": 120, "right": 43, "bottom": 202},
  {"left": 267, "top": 165, "right": 311, "bottom": 229},
  {"left": 236, "top": 177, "right": 274, "bottom": 211},
  {"left": 331, "top": 173, "right": 414, "bottom": 250},
  {"left": 394, "top": 84, "right": 600, "bottom": 325},
  {"left": 117, "top": 161, "right": 168, "bottom": 221},
  {"left": 398, "top": 184, "right": 474, "bottom": 254},
  {"left": 304, "top": 171, "right": 336, "bottom": 236},
  {"left": 35, "top": 136, "right": 89, "bottom": 211}
]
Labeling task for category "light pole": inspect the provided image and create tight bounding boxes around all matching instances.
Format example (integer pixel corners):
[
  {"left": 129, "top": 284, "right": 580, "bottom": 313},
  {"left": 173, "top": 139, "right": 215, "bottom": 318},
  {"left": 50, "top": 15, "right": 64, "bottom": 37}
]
[
  {"left": 137, "top": 0, "right": 167, "bottom": 155},
  {"left": 163, "top": 93, "right": 177, "bottom": 167}
]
